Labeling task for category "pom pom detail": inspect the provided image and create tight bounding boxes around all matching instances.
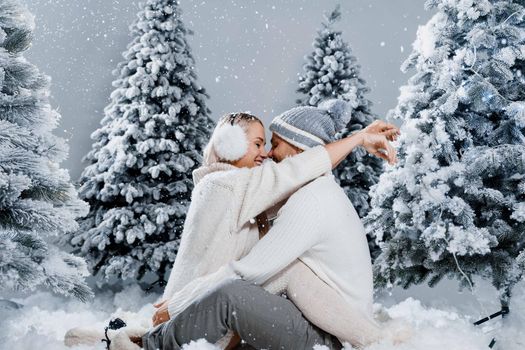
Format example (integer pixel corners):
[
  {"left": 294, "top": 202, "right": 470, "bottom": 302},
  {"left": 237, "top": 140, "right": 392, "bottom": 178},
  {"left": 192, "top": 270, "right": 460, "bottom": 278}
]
[{"left": 319, "top": 99, "right": 352, "bottom": 131}]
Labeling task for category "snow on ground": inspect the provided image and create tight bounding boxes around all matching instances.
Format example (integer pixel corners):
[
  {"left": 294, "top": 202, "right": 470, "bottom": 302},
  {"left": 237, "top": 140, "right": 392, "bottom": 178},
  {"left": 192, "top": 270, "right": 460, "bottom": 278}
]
[
  {"left": 0, "top": 285, "right": 157, "bottom": 350},
  {"left": 1, "top": 281, "right": 524, "bottom": 350}
]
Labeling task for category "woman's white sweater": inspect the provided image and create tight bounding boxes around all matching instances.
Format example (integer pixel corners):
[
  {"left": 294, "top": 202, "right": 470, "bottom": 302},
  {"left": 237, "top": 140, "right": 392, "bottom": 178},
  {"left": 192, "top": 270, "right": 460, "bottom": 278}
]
[{"left": 162, "top": 146, "right": 332, "bottom": 303}]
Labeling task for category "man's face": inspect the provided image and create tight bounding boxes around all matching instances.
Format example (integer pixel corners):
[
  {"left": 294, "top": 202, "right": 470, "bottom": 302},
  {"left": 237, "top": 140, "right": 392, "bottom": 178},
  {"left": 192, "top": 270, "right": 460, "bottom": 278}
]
[{"left": 268, "top": 133, "right": 302, "bottom": 162}]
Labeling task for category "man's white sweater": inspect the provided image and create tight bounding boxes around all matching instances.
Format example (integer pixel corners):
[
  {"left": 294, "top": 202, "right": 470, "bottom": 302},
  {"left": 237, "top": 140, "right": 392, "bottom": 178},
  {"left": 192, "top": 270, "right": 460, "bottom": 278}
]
[{"left": 233, "top": 174, "right": 374, "bottom": 315}]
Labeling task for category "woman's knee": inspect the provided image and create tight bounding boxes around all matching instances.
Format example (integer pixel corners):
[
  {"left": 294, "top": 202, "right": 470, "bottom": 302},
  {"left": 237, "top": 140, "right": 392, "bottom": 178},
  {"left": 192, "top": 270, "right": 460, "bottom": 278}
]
[{"left": 208, "top": 279, "right": 250, "bottom": 303}]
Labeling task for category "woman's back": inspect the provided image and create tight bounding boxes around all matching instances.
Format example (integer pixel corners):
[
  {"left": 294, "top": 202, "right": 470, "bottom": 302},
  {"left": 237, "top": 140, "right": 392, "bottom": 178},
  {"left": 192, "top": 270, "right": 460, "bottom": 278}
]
[{"left": 162, "top": 163, "right": 260, "bottom": 300}]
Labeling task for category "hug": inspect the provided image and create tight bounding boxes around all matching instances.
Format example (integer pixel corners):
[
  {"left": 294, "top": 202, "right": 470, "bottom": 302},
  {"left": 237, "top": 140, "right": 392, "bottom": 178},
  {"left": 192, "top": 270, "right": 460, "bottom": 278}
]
[{"left": 66, "top": 99, "right": 411, "bottom": 350}]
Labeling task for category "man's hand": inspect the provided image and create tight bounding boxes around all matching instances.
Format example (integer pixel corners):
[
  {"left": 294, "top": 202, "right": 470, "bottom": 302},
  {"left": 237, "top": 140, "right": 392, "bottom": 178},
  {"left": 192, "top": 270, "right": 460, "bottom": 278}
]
[
  {"left": 360, "top": 133, "right": 398, "bottom": 165},
  {"left": 362, "top": 120, "right": 400, "bottom": 141},
  {"left": 152, "top": 300, "right": 170, "bottom": 326}
]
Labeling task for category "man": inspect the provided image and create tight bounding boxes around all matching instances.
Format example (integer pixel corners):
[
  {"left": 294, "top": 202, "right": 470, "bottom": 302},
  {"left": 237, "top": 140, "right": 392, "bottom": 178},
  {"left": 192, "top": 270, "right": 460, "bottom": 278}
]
[{"left": 135, "top": 106, "right": 404, "bottom": 350}]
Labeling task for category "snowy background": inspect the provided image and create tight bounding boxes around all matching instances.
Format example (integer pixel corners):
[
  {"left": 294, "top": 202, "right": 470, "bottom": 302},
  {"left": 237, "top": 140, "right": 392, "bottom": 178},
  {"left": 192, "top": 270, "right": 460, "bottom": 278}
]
[
  {"left": 2, "top": 1, "right": 524, "bottom": 349},
  {"left": 23, "top": 0, "right": 434, "bottom": 179}
]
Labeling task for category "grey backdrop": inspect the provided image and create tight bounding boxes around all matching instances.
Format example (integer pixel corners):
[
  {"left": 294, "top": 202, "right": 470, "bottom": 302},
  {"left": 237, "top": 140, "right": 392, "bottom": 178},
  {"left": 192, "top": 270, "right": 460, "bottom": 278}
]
[
  {"left": 20, "top": 0, "right": 515, "bottom": 313},
  {"left": 23, "top": 0, "right": 434, "bottom": 180}
]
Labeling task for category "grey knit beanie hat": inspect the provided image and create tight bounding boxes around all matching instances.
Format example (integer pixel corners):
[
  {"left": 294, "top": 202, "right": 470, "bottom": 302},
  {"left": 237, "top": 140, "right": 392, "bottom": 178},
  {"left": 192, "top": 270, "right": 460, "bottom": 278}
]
[{"left": 269, "top": 99, "right": 352, "bottom": 150}]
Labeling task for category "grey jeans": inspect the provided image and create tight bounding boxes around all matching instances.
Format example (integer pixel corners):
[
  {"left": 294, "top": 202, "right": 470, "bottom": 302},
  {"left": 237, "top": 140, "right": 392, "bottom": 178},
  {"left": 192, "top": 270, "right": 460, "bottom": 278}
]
[{"left": 142, "top": 280, "right": 342, "bottom": 350}]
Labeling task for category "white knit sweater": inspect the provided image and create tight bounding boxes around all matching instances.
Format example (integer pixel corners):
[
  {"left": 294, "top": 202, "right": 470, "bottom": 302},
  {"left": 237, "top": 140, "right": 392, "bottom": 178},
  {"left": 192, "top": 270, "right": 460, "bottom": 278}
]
[
  {"left": 167, "top": 174, "right": 384, "bottom": 347},
  {"left": 235, "top": 175, "right": 374, "bottom": 312},
  {"left": 162, "top": 146, "right": 332, "bottom": 304}
]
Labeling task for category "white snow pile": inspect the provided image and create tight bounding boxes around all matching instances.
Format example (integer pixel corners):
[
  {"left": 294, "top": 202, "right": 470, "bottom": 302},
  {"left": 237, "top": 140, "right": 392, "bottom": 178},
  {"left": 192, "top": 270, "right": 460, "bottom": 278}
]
[{"left": 0, "top": 282, "right": 523, "bottom": 350}]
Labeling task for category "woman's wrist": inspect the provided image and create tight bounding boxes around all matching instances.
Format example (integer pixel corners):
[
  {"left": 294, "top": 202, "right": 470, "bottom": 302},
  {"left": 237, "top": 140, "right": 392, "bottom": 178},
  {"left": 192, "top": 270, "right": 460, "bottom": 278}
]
[{"left": 352, "top": 131, "right": 365, "bottom": 146}]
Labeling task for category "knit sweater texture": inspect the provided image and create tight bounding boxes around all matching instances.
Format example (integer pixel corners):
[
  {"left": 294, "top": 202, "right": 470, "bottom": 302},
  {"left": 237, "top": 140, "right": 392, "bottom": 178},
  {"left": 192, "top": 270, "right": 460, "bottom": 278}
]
[
  {"left": 162, "top": 146, "right": 332, "bottom": 305},
  {"left": 234, "top": 175, "right": 374, "bottom": 314},
  {"left": 167, "top": 174, "right": 383, "bottom": 347}
]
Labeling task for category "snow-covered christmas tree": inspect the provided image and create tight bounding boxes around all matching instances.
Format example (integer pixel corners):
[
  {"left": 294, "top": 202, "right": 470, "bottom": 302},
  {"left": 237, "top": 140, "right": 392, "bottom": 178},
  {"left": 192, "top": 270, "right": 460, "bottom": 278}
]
[
  {"left": 296, "top": 5, "right": 383, "bottom": 221},
  {"left": 0, "top": 0, "right": 91, "bottom": 301},
  {"left": 366, "top": 0, "right": 525, "bottom": 308},
  {"left": 68, "top": 0, "right": 214, "bottom": 288}
]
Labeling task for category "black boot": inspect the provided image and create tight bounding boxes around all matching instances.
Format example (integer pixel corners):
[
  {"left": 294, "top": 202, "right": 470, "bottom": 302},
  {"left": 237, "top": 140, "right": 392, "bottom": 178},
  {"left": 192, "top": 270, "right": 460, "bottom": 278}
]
[{"left": 101, "top": 318, "right": 127, "bottom": 350}]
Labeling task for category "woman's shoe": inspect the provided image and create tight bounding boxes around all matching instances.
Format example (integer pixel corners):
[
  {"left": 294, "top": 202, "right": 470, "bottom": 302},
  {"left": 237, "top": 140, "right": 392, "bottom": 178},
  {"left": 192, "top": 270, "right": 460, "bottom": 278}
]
[
  {"left": 64, "top": 326, "right": 104, "bottom": 347},
  {"left": 102, "top": 318, "right": 128, "bottom": 349},
  {"left": 64, "top": 318, "right": 147, "bottom": 349}
]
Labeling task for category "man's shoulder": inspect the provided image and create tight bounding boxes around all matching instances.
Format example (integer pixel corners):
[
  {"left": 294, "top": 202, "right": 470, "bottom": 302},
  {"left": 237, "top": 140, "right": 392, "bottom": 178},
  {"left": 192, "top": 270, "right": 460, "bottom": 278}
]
[
  {"left": 297, "top": 174, "right": 338, "bottom": 193},
  {"left": 275, "top": 176, "right": 338, "bottom": 222},
  {"left": 288, "top": 175, "right": 339, "bottom": 202}
]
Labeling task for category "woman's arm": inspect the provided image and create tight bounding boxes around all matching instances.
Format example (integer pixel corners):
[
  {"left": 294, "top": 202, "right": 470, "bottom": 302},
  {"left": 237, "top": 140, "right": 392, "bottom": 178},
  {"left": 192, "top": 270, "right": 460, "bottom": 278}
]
[
  {"left": 325, "top": 123, "right": 398, "bottom": 168},
  {"left": 235, "top": 145, "right": 331, "bottom": 229},
  {"left": 235, "top": 122, "right": 398, "bottom": 228}
]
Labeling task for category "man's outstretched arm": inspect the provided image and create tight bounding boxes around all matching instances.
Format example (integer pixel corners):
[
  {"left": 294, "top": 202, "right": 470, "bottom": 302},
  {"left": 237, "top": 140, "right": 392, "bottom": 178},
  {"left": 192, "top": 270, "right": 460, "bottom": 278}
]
[{"left": 230, "top": 188, "right": 323, "bottom": 285}]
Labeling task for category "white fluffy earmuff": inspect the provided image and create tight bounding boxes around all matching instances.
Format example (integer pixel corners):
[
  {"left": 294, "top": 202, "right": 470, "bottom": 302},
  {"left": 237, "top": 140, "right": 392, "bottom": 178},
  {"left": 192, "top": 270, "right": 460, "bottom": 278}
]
[{"left": 213, "top": 123, "right": 249, "bottom": 161}]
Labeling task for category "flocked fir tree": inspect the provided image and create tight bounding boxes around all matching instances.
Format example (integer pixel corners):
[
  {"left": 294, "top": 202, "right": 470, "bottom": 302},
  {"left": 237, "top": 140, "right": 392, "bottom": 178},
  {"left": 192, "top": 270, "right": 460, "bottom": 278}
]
[
  {"left": 0, "top": 0, "right": 91, "bottom": 301},
  {"left": 297, "top": 5, "right": 383, "bottom": 221},
  {"left": 366, "top": 0, "right": 525, "bottom": 309},
  {"left": 297, "top": 5, "right": 383, "bottom": 230},
  {"left": 67, "top": 0, "right": 213, "bottom": 288}
]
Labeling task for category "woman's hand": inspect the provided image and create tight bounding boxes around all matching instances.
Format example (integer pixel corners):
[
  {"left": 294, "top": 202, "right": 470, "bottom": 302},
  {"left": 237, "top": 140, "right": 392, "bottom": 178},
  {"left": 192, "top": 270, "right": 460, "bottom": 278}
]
[
  {"left": 324, "top": 120, "right": 400, "bottom": 168},
  {"left": 152, "top": 300, "right": 170, "bottom": 326},
  {"left": 362, "top": 120, "right": 400, "bottom": 141},
  {"left": 360, "top": 132, "right": 398, "bottom": 165}
]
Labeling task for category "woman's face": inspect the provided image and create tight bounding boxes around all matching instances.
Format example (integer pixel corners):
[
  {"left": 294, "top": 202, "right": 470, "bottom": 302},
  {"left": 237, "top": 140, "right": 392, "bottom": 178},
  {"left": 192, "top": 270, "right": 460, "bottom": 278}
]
[{"left": 232, "top": 122, "right": 268, "bottom": 168}]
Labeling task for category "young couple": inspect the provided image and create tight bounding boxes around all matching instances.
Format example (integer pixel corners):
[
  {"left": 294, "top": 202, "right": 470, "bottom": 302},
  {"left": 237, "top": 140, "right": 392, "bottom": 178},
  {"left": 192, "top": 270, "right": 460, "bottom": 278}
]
[{"left": 66, "top": 99, "right": 410, "bottom": 350}]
